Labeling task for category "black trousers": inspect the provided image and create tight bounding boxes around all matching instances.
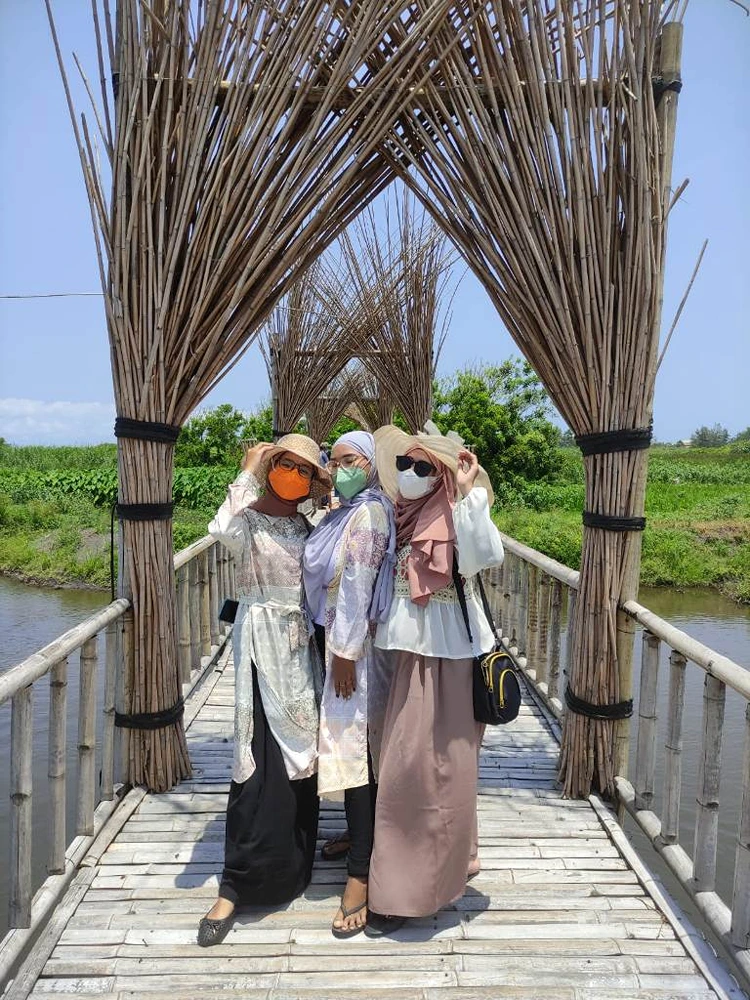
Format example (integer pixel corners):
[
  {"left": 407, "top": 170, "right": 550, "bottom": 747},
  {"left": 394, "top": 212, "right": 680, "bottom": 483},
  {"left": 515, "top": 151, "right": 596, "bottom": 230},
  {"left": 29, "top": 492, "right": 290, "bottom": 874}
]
[
  {"left": 219, "top": 664, "right": 319, "bottom": 907},
  {"left": 315, "top": 624, "right": 377, "bottom": 880}
]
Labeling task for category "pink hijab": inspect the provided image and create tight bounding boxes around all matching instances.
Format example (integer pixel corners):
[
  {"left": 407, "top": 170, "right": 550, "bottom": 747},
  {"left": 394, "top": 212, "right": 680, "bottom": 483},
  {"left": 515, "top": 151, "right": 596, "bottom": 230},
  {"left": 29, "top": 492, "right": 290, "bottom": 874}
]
[{"left": 394, "top": 457, "right": 457, "bottom": 607}]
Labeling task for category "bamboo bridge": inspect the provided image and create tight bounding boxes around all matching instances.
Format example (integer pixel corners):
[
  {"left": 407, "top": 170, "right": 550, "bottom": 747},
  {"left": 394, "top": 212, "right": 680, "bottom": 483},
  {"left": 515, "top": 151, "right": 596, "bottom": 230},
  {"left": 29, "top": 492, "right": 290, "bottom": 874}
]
[{"left": 1, "top": 532, "right": 748, "bottom": 1000}]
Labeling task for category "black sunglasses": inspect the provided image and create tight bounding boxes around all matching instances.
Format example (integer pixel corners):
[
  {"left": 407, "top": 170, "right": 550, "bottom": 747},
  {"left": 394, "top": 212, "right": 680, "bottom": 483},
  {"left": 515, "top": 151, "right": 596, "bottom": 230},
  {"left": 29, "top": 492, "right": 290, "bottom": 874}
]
[{"left": 396, "top": 455, "right": 437, "bottom": 478}]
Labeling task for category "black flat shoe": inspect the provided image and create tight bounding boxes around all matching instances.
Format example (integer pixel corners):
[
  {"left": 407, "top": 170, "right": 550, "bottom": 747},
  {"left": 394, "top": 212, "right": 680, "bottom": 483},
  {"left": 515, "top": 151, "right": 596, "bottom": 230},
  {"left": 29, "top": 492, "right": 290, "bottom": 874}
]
[
  {"left": 197, "top": 913, "right": 234, "bottom": 947},
  {"left": 364, "top": 910, "right": 407, "bottom": 937}
]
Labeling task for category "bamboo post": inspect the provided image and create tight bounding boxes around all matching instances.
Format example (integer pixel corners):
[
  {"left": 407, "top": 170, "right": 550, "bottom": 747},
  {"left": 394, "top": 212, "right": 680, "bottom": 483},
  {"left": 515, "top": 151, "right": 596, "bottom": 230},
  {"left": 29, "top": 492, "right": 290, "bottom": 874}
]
[
  {"left": 208, "top": 544, "right": 219, "bottom": 647},
  {"left": 693, "top": 674, "right": 726, "bottom": 893},
  {"left": 662, "top": 649, "right": 687, "bottom": 843},
  {"left": 634, "top": 631, "right": 660, "bottom": 812},
  {"left": 561, "top": 587, "right": 577, "bottom": 724},
  {"left": 189, "top": 557, "right": 201, "bottom": 674},
  {"left": 10, "top": 685, "right": 33, "bottom": 928},
  {"left": 198, "top": 549, "right": 211, "bottom": 658},
  {"left": 218, "top": 546, "right": 229, "bottom": 636},
  {"left": 48, "top": 657, "right": 68, "bottom": 875},
  {"left": 526, "top": 564, "right": 539, "bottom": 675},
  {"left": 76, "top": 637, "right": 97, "bottom": 837},
  {"left": 101, "top": 622, "right": 117, "bottom": 801},
  {"left": 537, "top": 572, "right": 550, "bottom": 688},
  {"left": 548, "top": 580, "right": 562, "bottom": 702},
  {"left": 613, "top": 20, "right": 684, "bottom": 786},
  {"left": 517, "top": 560, "right": 529, "bottom": 656},
  {"left": 731, "top": 703, "right": 750, "bottom": 949},
  {"left": 115, "top": 609, "right": 133, "bottom": 787},
  {"left": 501, "top": 557, "right": 511, "bottom": 641},
  {"left": 177, "top": 565, "right": 191, "bottom": 686}
]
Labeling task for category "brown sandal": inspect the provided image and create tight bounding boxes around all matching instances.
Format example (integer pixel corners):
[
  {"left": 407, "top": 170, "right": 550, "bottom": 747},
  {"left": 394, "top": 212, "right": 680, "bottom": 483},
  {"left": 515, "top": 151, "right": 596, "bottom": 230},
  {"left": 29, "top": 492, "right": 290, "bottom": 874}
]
[{"left": 321, "top": 831, "right": 351, "bottom": 861}]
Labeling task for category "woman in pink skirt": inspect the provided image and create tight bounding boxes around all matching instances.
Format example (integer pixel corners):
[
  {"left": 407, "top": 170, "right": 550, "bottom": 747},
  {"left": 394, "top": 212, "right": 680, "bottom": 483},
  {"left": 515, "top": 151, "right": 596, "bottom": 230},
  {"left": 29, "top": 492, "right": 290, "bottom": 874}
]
[{"left": 366, "top": 427, "right": 504, "bottom": 936}]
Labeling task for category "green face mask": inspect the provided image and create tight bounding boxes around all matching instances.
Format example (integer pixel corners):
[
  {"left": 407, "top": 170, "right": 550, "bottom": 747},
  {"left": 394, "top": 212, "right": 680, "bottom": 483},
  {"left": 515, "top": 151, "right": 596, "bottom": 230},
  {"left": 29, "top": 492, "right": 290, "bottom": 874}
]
[{"left": 335, "top": 465, "right": 367, "bottom": 500}]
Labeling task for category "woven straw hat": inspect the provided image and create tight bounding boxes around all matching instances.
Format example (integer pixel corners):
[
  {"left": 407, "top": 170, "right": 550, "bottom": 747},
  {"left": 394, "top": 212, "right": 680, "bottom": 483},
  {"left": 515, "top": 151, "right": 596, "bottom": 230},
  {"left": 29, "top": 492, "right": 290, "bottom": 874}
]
[
  {"left": 256, "top": 433, "right": 332, "bottom": 499},
  {"left": 373, "top": 425, "right": 494, "bottom": 506}
]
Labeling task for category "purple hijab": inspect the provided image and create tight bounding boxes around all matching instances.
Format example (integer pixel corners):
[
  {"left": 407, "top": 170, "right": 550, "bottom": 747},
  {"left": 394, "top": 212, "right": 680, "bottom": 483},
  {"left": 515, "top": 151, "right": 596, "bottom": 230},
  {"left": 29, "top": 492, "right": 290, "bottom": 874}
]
[{"left": 303, "top": 431, "right": 396, "bottom": 626}]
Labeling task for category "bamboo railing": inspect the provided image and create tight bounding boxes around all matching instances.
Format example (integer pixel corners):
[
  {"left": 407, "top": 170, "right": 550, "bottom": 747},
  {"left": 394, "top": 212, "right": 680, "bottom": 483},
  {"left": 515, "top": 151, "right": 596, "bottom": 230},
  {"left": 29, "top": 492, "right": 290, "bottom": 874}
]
[
  {"left": 0, "top": 538, "right": 236, "bottom": 954},
  {"left": 482, "top": 534, "right": 750, "bottom": 992}
]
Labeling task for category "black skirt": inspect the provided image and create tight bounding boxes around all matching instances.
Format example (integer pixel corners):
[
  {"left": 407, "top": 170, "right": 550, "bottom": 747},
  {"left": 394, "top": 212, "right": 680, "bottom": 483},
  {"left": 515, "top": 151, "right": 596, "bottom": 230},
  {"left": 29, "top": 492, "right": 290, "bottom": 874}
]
[{"left": 219, "top": 664, "right": 319, "bottom": 907}]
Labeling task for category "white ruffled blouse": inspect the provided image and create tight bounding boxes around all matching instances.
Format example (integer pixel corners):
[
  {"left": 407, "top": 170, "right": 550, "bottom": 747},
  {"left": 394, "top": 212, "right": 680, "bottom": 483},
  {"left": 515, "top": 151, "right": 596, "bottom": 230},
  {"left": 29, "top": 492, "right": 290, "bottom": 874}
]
[
  {"left": 208, "top": 471, "right": 322, "bottom": 784},
  {"left": 374, "top": 486, "right": 504, "bottom": 660}
]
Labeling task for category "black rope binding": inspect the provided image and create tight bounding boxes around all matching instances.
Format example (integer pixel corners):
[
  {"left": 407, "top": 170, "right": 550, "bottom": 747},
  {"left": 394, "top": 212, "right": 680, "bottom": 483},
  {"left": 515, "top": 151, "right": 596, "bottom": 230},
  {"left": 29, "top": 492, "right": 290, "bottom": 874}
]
[
  {"left": 653, "top": 75, "right": 683, "bottom": 104},
  {"left": 582, "top": 511, "right": 646, "bottom": 532},
  {"left": 575, "top": 426, "right": 652, "bottom": 457},
  {"left": 115, "top": 697, "right": 185, "bottom": 731},
  {"left": 565, "top": 686, "right": 633, "bottom": 721},
  {"left": 116, "top": 502, "right": 174, "bottom": 522},
  {"left": 272, "top": 428, "right": 294, "bottom": 439},
  {"left": 114, "top": 416, "right": 181, "bottom": 445}
]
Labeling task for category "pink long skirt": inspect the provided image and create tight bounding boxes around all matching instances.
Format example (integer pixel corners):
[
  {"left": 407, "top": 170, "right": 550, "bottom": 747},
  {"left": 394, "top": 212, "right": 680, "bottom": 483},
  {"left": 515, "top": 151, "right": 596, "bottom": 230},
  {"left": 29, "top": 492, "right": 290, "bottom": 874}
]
[{"left": 368, "top": 650, "right": 482, "bottom": 918}]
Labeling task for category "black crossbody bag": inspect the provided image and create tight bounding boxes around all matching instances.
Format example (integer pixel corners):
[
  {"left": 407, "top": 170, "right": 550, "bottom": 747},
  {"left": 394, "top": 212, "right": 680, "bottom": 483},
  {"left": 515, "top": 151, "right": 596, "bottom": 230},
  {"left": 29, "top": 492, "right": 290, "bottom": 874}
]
[{"left": 452, "top": 560, "right": 522, "bottom": 726}]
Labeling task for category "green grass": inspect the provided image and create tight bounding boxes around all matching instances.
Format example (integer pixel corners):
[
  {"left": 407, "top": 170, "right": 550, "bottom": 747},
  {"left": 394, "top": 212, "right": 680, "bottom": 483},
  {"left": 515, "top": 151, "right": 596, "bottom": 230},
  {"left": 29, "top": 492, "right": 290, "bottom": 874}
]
[{"left": 1, "top": 441, "right": 748, "bottom": 600}]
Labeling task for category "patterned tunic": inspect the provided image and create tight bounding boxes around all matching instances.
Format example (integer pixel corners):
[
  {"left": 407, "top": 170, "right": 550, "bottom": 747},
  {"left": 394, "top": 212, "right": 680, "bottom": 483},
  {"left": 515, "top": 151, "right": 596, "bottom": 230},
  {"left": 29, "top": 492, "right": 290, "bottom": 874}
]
[
  {"left": 209, "top": 472, "right": 322, "bottom": 784},
  {"left": 317, "top": 500, "right": 390, "bottom": 795}
]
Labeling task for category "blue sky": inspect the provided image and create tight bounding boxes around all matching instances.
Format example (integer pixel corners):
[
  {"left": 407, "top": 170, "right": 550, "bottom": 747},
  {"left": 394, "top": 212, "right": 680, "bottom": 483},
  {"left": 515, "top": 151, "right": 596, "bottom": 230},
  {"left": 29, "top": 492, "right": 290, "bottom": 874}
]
[{"left": 0, "top": 2, "right": 748, "bottom": 446}]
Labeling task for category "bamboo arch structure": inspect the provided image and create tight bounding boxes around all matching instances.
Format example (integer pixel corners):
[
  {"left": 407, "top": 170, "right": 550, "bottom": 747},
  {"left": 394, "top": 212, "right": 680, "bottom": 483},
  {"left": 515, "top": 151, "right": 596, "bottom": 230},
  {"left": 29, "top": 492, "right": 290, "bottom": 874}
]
[
  {"left": 49, "top": 0, "right": 686, "bottom": 799},
  {"left": 337, "top": 197, "right": 455, "bottom": 433}
]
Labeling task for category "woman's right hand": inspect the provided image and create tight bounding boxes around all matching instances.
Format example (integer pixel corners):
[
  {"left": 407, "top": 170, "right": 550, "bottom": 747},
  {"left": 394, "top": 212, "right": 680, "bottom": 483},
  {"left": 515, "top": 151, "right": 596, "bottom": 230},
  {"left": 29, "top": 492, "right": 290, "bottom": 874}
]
[
  {"left": 242, "top": 442, "right": 274, "bottom": 476},
  {"left": 332, "top": 654, "right": 357, "bottom": 700}
]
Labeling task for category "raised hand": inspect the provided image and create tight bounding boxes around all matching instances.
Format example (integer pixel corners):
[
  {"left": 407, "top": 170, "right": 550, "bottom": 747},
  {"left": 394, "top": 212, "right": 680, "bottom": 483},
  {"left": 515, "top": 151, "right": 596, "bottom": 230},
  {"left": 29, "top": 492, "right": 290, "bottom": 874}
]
[
  {"left": 456, "top": 448, "right": 479, "bottom": 497},
  {"left": 242, "top": 442, "right": 274, "bottom": 476}
]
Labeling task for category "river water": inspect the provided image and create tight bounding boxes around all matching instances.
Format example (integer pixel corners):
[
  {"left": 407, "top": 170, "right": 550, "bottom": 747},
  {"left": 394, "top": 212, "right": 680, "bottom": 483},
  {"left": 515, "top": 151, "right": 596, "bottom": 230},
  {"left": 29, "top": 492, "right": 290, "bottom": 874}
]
[{"left": 0, "top": 575, "right": 748, "bottom": 938}]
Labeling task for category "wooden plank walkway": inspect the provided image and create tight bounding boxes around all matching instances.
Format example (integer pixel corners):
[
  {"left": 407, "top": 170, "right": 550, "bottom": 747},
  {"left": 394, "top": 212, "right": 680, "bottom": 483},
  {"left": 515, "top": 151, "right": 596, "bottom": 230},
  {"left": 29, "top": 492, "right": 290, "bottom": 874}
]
[{"left": 16, "top": 647, "right": 738, "bottom": 1000}]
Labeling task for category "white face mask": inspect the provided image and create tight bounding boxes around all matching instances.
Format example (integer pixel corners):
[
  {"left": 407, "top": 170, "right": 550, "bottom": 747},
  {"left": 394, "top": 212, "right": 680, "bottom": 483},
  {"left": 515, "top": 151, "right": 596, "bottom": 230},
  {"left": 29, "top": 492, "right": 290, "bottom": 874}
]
[{"left": 397, "top": 468, "right": 438, "bottom": 500}]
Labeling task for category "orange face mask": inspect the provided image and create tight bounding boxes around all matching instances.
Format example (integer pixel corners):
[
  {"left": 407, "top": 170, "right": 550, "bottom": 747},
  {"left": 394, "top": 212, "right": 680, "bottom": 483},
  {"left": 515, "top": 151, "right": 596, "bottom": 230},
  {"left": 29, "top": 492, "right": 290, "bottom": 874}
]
[{"left": 267, "top": 466, "right": 311, "bottom": 502}]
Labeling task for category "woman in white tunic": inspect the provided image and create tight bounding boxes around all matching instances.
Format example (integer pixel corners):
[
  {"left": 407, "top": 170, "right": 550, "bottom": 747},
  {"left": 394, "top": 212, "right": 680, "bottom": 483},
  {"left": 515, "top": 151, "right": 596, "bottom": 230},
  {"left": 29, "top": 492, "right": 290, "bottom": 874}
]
[
  {"left": 198, "top": 435, "right": 330, "bottom": 948},
  {"left": 365, "top": 427, "right": 504, "bottom": 936},
  {"left": 303, "top": 431, "right": 395, "bottom": 937}
]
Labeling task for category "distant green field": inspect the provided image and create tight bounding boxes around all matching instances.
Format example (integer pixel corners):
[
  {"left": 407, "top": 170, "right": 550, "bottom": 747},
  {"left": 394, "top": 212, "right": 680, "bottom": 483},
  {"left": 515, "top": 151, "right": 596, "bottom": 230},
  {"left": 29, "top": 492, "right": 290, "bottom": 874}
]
[{"left": 0, "top": 442, "right": 748, "bottom": 599}]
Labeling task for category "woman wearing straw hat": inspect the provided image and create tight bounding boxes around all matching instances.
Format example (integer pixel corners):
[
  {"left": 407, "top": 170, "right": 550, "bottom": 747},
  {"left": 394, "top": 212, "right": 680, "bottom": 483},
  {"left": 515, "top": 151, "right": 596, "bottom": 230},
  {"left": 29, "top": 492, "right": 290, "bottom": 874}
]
[
  {"left": 198, "top": 434, "right": 331, "bottom": 947},
  {"left": 365, "top": 426, "right": 504, "bottom": 936},
  {"left": 303, "top": 430, "right": 396, "bottom": 937}
]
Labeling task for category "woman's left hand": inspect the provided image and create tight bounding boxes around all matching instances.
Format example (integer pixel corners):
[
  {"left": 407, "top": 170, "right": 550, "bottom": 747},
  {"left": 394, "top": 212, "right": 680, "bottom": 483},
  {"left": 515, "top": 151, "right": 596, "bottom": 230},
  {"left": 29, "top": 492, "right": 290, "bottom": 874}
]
[{"left": 456, "top": 449, "right": 479, "bottom": 497}]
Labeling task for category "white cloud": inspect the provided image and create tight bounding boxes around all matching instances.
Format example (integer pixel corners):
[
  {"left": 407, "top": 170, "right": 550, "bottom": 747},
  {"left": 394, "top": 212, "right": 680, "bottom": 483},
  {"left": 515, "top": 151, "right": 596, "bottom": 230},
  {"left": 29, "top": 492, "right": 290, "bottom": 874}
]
[{"left": 0, "top": 399, "right": 116, "bottom": 445}]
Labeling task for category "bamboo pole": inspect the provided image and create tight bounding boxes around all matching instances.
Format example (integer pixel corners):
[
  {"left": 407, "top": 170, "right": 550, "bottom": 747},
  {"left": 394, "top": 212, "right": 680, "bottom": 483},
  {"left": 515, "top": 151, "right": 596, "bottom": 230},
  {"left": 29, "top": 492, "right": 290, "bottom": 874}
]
[
  {"left": 731, "top": 703, "right": 750, "bottom": 949},
  {"left": 189, "top": 557, "right": 201, "bottom": 675},
  {"left": 693, "top": 674, "right": 726, "bottom": 893},
  {"left": 634, "top": 631, "right": 660, "bottom": 812},
  {"left": 662, "top": 649, "right": 687, "bottom": 843},
  {"left": 76, "top": 637, "right": 97, "bottom": 837},
  {"left": 526, "top": 564, "right": 540, "bottom": 675},
  {"left": 10, "top": 686, "right": 33, "bottom": 928},
  {"left": 177, "top": 565, "right": 191, "bottom": 686},
  {"left": 47, "top": 658, "right": 67, "bottom": 876},
  {"left": 548, "top": 580, "right": 562, "bottom": 703},
  {"left": 101, "top": 622, "right": 117, "bottom": 802},
  {"left": 537, "top": 572, "right": 550, "bottom": 688},
  {"left": 198, "top": 549, "right": 211, "bottom": 659},
  {"left": 208, "top": 544, "right": 219, "bottom": 648}
]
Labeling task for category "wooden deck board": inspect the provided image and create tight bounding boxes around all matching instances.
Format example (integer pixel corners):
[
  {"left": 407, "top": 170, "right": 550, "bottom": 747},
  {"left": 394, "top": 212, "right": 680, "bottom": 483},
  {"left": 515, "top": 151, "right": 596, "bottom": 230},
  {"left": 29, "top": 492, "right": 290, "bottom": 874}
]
[{"left": 13, "top": 654, "right": 734, "bottom": 999}]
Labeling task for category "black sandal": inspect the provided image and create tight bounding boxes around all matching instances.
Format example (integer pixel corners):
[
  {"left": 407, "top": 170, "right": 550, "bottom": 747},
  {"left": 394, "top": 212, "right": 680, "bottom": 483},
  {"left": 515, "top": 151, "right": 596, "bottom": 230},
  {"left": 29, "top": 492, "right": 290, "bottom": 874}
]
[
  {"left": 364, "top": 910, "right": 407, "bottom": 937},
  {"left": 331, "top": 898, "right": 367, "bottom": 939},
  {"left": 321, "top": 831, "right": 351, "bottom": 862},
  {"left": 197, "top": 912, "right": 234, "bottom": 947}
]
